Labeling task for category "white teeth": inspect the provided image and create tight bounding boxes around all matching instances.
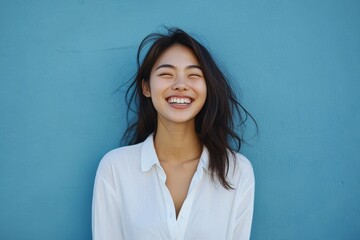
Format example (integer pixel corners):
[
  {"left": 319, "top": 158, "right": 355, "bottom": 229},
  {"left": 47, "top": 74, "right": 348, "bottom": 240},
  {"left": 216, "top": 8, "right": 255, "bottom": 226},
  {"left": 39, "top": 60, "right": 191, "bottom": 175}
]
[{"left": 168, "top": 97, "right": 191, "bottom": 104}]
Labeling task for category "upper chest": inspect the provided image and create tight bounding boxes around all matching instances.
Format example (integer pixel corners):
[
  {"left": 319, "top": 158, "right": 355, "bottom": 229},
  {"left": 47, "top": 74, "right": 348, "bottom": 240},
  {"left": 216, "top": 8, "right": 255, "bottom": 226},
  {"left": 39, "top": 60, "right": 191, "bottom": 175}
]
[
  {"left": 160, "top": 160, "right": 199, "bottom": 216},
  {"left": 117, "top": 164, "right": 236, "bottom": 240}
]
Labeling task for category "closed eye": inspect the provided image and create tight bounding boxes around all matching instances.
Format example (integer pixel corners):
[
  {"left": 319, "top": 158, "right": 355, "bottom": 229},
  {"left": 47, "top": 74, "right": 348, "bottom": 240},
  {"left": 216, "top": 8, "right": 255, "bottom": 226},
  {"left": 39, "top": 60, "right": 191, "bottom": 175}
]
[
  {"left": 189, "top": 74, "right": 203, "bottom": 78},
  {"left": 158, "top": 73, "right": 173, "bottom": 77}
]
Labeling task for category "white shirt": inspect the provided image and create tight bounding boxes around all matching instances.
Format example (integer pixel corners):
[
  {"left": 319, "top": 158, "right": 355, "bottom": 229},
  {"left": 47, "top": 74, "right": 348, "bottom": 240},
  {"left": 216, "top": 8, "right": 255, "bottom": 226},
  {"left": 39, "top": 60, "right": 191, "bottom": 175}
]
[{"left": 92, "top": 134, "right": 255, "bottom": 240}]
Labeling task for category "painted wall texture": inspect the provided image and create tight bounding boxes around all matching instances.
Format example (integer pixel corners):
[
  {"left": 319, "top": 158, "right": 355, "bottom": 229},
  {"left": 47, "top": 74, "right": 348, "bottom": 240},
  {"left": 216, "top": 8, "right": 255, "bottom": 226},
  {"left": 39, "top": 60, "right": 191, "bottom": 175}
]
[{"left": 1, "top": 0, "right": 359, "bottom": 239}]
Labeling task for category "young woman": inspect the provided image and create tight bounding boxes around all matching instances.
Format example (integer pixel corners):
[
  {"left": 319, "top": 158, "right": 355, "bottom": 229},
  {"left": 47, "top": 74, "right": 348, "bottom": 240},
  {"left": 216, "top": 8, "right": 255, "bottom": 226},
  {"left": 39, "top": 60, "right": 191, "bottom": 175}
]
[{"left": 92, "top": 28, "right": 256, "bottom": 240}]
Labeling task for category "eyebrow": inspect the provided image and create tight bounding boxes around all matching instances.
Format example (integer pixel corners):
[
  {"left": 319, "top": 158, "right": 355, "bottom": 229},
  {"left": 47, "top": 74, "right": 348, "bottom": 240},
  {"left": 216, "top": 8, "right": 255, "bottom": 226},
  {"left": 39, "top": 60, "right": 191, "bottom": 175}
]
[{"left": 155, "top": 64, "right": 202, "bottom": 71}]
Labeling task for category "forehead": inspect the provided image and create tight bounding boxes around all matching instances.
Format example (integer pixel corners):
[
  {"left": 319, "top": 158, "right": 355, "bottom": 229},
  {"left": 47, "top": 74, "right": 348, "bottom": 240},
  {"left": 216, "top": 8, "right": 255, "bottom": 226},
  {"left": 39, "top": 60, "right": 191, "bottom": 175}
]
[{"left": 153, "top": 44, "right": 199, "bottom": 67}]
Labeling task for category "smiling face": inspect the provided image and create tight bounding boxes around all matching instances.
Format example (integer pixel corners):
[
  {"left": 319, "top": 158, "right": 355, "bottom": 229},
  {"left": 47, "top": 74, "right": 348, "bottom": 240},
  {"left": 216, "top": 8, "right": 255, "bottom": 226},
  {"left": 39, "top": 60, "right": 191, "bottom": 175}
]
[{"left": 142, "top": 44, "right": 207, "bottom": 127}]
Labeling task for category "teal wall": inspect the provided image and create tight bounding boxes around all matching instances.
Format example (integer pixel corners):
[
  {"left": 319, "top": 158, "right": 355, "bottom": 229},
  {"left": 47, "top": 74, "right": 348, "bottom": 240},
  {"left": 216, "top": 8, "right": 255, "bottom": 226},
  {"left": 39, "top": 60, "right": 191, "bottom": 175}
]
[{"left": 1, "top": 0, "right": 359, "bottom": 239}]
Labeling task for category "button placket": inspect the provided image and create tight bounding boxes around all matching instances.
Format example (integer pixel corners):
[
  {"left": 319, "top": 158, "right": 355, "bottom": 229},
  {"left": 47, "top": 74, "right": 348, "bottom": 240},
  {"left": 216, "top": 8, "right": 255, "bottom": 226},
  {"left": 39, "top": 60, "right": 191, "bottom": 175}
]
[
  {"left": 156, "top": 164, "right": 179, "bottom": 240},
  {"left": 176, "top": 167, "right": 204, "bottom": 239}
]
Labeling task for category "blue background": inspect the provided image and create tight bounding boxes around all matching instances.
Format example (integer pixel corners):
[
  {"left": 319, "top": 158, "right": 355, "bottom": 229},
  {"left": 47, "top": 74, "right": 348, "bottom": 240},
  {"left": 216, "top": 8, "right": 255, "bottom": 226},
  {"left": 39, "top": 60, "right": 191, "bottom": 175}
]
[{"left": 1, "top": 0, "right": 359, "bottom": 239}]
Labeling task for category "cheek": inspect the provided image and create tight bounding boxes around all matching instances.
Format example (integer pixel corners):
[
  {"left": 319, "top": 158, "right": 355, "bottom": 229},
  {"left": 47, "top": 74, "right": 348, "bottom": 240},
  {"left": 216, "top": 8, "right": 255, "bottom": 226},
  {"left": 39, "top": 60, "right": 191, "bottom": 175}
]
[
  {"left": 149, "top": 77, "right": 167, "bottom": 94},
  {"left": 195, "top": 82, "right": 207, "bottom": 110},
  {"left": 198, "top": 81, "right": 207, "bottom": 99},
  {"left": 200, "top": 91, "right": 207, "bottom": 108},
  {"left": 148, "top": 80, "right": 164, "bottom": 109}
]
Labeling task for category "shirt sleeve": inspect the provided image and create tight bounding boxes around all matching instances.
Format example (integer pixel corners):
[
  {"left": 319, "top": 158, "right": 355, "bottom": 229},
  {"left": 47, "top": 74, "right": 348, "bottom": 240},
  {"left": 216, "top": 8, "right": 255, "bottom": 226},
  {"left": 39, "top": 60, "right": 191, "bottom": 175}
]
[
  {"left": 232, "top": 161, "right": 255, "bottom": 240},
  {"left": 92, "top": 172, "right": 124, "bottom": 240}
]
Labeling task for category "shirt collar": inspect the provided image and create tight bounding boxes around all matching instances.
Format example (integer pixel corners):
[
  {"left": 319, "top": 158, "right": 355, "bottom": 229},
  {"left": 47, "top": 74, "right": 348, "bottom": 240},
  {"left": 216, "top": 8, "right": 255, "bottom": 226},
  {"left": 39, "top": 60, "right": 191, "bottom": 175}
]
[
  {"left": 140, "top": 134, "right": 159, "bottom": 172},
  {"left": 199, "top": 147, "right": 210, "bottom": 173},
  {"left": 140, "top": 133, "right": 211, "bottom": 173}
]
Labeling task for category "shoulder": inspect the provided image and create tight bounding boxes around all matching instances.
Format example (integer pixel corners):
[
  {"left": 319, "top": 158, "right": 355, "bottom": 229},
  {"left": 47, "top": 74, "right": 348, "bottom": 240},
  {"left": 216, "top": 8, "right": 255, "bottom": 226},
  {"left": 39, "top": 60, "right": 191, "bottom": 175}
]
[
  {"left": 95, "top": 142, "right": 142, "bottom": 178},
  {"left": 227, "top": 151, "right": 255, "bottom": 188},
  {"left": 233, "top": 152, "right": 253, "bottom": 175}
]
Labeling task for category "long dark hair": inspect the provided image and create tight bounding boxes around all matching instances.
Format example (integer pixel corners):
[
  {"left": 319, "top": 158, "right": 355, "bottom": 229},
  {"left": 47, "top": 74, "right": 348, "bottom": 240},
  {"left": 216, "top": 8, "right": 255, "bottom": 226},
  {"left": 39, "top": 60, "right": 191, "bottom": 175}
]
[{"left": 124, "top": 27, "right": 256, "bottom": 189}]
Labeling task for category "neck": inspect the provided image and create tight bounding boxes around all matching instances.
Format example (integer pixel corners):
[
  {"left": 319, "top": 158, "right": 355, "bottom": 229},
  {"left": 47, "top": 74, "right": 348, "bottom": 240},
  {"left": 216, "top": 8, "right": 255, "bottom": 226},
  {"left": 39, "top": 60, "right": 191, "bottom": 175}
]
[{"left": 154, "top": 120, "right": 202, "bottom": 164}]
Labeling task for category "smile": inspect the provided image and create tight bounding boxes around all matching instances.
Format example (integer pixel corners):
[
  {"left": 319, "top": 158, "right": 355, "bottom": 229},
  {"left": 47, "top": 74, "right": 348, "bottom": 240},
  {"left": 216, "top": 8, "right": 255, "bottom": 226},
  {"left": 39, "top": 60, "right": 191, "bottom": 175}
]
[{"left": 167, "top": 97, "right": 192, "bottom": 105}]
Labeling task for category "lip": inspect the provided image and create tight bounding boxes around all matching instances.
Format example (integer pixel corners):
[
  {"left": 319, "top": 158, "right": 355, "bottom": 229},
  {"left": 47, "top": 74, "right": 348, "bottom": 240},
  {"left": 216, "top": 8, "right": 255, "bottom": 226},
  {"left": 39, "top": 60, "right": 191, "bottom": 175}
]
[
  {"left": 166, "top": 95, "right": 193, "bottom": 109},
  {"left": 166, "top": 95, "right": 194, "bottom": 101}
]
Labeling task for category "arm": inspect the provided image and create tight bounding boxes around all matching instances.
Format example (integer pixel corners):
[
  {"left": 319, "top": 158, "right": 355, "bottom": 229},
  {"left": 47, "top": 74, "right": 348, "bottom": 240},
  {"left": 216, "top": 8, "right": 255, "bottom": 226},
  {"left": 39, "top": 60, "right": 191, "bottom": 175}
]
[
  {"left": 92, "top": 173, "right": 124, "bottom": 240},
  {"left": 233, "top": 162, "right": 255, "bottom": 240}
]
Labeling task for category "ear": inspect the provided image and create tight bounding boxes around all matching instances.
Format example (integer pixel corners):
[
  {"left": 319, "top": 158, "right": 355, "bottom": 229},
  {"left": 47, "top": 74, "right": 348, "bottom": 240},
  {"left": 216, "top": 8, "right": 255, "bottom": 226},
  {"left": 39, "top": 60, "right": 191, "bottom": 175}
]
[{"left": 142, "top": 79, "right": 151, "bottom": 97}]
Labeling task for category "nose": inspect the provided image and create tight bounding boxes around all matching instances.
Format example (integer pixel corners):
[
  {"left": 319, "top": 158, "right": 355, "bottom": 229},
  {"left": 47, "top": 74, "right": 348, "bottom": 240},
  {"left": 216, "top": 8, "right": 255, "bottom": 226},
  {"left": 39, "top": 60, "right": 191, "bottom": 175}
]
[{"left": 171, "top": 74, "right": 188, "bottom": 91}]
